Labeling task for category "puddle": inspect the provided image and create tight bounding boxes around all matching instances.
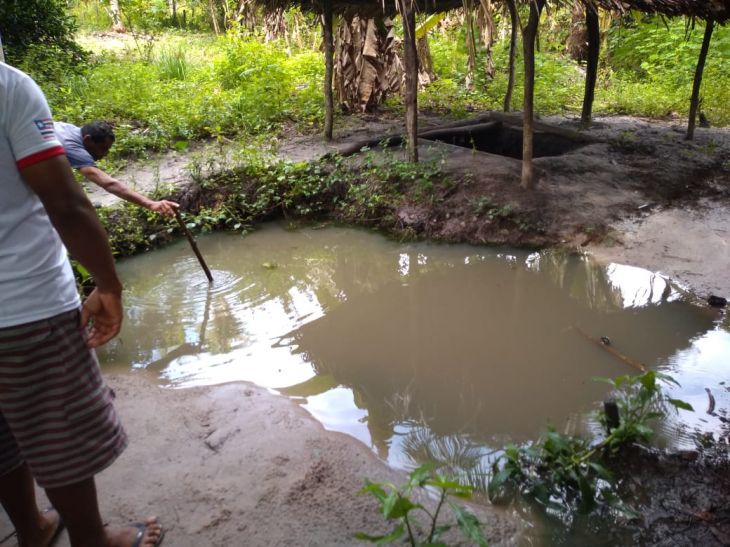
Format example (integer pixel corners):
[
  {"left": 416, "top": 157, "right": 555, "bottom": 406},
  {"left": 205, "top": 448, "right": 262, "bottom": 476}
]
[{"left": 99, "top": 223, "right": 728, "bottom": 470}]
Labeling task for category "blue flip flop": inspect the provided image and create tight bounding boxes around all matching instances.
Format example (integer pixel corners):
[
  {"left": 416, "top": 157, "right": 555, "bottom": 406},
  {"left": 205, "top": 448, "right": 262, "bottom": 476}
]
[{"left": 130, "top": 522, "right": 165, "bottom": 547}]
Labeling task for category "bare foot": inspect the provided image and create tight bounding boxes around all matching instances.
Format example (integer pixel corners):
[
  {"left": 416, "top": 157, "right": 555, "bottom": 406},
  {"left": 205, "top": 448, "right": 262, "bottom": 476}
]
[
  {"left": 105, "top": 517, "right": 164, "bottom": 547},
  {"left": 19, "top": 509, "right": 63, "bottom": 547}
]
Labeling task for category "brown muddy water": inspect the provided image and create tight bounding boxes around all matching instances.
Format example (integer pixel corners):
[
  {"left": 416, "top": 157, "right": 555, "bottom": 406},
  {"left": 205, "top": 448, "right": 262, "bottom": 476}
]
[{"left": 99, "top": 222, "right": 729, "bottom": 533}]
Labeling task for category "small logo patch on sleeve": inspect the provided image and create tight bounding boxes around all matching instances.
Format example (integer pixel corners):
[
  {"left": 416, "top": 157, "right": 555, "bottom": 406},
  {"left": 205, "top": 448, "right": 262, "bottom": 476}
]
[{"left": 33, "top": 118, "right": 56, "bottom": 141}]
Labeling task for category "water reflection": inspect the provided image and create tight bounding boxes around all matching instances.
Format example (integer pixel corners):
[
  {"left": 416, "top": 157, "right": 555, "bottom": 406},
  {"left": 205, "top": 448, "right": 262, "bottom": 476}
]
[
  {"left": 282, "top": 254, "right": 713, "bottom": 465},
  {"left": 99, "top": 223, "right": 725, "bottom": 473},
  {"left": 526, "top": 252, "right": 680, "bottom": 310}
]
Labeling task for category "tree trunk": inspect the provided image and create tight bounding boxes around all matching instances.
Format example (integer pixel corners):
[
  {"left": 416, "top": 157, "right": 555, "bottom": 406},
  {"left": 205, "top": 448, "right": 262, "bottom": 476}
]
[
  {"left": 580, "top": 5, "right": 600, "bottom": 126},
  {"left": 503, "top": 0, "right": 518, "bottom": 112},
  {"left": 110, "top": 0, "right": 126, "bottom": 32},
  {"left": 323, "top": 0, "right": 334, "bottom": 141},
  {"left": 209, "top": 0, "right": 221, "bottom": 34},
  {"left": 417, "top": 35, "right": 436, "bottom": 86},
  {"left": 237, "top": 0, "right": 256, "bottom": 32},
  {"left": 415, "top": 12, "right": 444, "bottom": 86},
  {"left": 477, "top": 0, "right": 496, "bottom": 80},
  {"left": 686, "top": 19, "right": 714, "bottom": 141},
  {"left": 521, "top": 0, "right": 545, "bottom": 190},
  {"left": 169, "top": 0, "right": 178, "bottom": 27},
  {"left": 463, "top": 0, "right": 477, "bottom": 91},
  {"left": 400, "top": 0, "right": 419, "bottom": 163},
  {"left": 263, "top": 7, "right": 287, "bottom": 42}
]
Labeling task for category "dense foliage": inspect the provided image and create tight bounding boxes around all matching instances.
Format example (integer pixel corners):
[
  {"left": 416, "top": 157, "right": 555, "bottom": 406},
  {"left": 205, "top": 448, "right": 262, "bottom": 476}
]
[
  {"left": 0, "top": 0, "right": 87, "bottom": 83},
  {"left": 10, "top": 3, "right": 729, "bottom": 161}
]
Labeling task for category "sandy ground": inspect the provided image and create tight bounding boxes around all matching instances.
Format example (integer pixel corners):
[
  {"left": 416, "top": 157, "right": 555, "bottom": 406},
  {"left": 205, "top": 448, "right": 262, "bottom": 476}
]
[
  {"left": 5, "top": 114, "right": 728, "bottom": 546},
  {"left": 0, "top": 376, "right": 520, "bottom": 547},
  {"left": 587, "top": 199, "right": 730, "bottom": 300}
]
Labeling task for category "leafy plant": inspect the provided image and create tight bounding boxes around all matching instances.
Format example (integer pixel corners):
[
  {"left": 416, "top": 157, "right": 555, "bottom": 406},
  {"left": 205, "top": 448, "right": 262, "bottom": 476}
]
[
  {"left": 594, "top": 371, "right": 693, "bottom": 447},
  {"left": 356, "top": 463, "right": 488, "bottom": 546},
  {"left": 473, "top": 196, "right": 512, "bottom": 221},
  {"left": 488, "top": 371, "right": 692, "bottom": 519}
]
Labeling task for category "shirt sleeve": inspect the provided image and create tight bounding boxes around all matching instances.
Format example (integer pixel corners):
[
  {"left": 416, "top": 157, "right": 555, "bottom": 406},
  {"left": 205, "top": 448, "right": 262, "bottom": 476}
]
[
  {"left": 8, "top": 74, "right": 65, "bottom": 169},
  {"left": 63, "top": 141, "right": 96, "bottom": 169}
]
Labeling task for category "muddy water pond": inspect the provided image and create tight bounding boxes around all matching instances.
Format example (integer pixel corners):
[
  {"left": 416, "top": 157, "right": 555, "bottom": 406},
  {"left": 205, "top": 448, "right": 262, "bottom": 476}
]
[{"left": 100, "top": 223, "right": 728, "bottom": 477}]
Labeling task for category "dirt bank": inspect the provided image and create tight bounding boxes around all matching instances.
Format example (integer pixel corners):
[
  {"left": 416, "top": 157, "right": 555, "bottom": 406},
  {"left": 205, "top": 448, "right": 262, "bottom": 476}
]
[{"left": 92, "top": 112, "right": 730, "bottom": 298}]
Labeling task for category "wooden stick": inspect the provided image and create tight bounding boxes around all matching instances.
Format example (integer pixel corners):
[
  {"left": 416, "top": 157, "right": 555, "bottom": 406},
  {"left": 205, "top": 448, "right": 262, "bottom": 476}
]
[
  {"left": 574, "top": 326, "right": 646, "bottom": 373},
  {"left": 175, "top": 210, "right": 213, "bottom": 283}
]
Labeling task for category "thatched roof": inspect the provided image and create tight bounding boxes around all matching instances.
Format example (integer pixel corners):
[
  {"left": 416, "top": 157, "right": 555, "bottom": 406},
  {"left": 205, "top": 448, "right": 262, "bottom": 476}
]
[
  {"left": 254, "top": 1, "right": 463, "bottom": 18},
  {"left": 590, "top": 0, "right": 730, "bottom": 24},
  {"left": 257, "top": 0, "right": 729, "bottom": 23}
]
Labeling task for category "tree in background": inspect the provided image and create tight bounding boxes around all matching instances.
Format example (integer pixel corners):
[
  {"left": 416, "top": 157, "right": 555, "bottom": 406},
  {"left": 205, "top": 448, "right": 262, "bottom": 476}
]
[{"left": 0, "top": 0, "right": 86, "bottom": 83}]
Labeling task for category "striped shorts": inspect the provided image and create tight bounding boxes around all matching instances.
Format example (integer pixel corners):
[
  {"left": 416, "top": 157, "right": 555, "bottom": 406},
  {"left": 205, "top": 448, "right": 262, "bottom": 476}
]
[{"left": 0, "top": 309, "right": 128, "bottom": 489}]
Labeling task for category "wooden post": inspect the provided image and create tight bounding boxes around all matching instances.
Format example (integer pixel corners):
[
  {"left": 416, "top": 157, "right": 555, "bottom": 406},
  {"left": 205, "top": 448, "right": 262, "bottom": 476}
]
[
  {"left": 323, "top": 0, "right": 334, "bottom": 141},
  {"left": 503, "top": 0, "right": 518, "bottom": 112},
  {"left": 580, "top": 4, "right": 600, "bottom": 126},
  {"left": 400, "top": 0, "right": 419, "bottom": 163},
  {"left": 686, "top": 19, "right": 714, "bottom": 141},
  {"left": 521, "top": 0, "right": 545, "bottom": 190},
  {"left": 603, "top": 400, "right": 620, "bottom": 433}
]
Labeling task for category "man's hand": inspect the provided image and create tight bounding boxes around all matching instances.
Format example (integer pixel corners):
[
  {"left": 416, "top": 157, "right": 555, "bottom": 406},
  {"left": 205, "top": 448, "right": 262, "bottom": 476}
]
[
  {"left": 80, "top": 288, "right": 123, "bottom": 348},
  {"left": 150, "top": 199, "right": 179, "bottom": 217},
  {"left": 79, "top": 166, "right": 179, "bottom": 216}
]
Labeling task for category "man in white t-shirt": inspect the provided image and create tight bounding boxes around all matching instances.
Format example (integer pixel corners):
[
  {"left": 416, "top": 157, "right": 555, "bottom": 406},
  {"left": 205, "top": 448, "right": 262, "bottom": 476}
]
[{"left": 0, "top": 63, "right": 164, "bottom": 547}]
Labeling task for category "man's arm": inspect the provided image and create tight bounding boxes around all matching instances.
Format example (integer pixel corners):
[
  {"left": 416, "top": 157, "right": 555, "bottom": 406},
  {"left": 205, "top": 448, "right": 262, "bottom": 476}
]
[
  {"left": 21, "top": 156, "right": 123, "bottom": 347},
  {"left": 79, "top": 165, "right": 179, "bottom": 216}
]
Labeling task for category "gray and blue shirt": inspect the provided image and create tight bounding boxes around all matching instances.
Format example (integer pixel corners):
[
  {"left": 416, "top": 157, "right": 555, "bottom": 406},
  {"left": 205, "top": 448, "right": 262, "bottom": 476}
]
[{"left": 53, "top": 122, "right": 95, "bottom": 169}]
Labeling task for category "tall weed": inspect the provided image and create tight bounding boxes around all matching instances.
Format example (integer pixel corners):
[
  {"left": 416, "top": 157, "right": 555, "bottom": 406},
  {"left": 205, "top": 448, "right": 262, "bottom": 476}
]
[{"left": 156, "top": 46, "right": 189, "bottom": 80}]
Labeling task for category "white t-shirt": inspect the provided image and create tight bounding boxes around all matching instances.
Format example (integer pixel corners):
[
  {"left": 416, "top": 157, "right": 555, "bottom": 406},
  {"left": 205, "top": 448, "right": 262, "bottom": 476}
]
[{"left": 0, "top": 62, "right": 80, "bottom": 328}]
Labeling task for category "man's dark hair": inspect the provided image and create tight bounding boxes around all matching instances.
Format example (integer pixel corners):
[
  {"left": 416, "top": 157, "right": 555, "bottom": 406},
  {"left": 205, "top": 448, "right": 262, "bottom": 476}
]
[{"left": 81, "top": 121, "right": 115, "bottom": 144}]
